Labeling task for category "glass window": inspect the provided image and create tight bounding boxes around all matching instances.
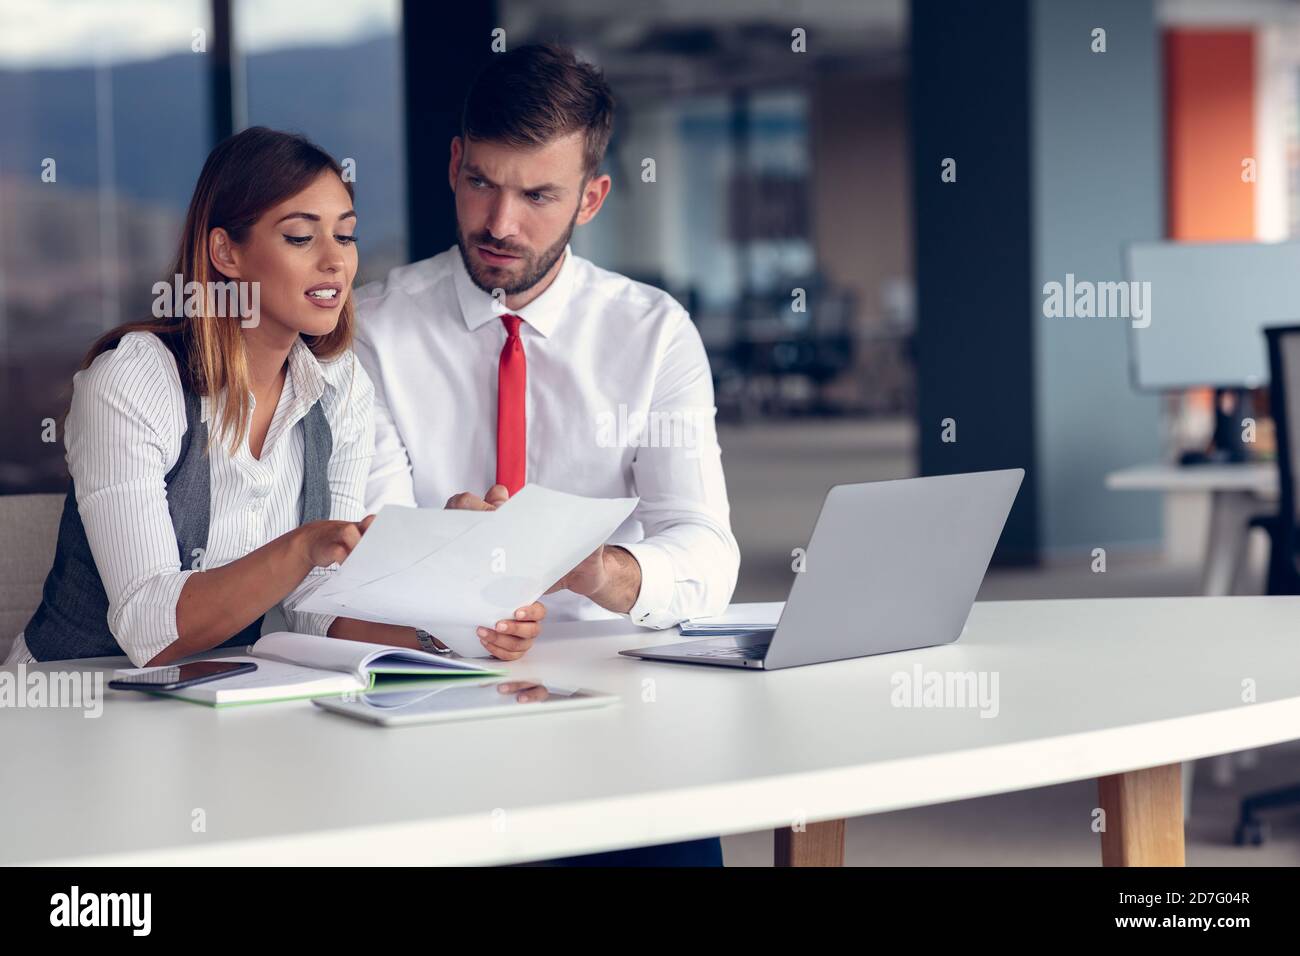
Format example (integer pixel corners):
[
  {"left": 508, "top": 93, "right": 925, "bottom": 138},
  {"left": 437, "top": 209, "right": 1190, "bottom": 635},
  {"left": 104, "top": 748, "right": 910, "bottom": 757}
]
[
  {"left": 0, "top": 0, "right": 211, "bottom": 493},
  {"left": 235, "top": 0, "right": 407, "bottom": 284}
]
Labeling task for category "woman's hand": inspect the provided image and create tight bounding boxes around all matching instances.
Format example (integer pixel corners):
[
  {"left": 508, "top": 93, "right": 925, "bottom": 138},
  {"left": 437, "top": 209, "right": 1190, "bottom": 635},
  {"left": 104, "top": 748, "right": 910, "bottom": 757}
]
[
  {"left": 477, "top": 600, "right": 547, "bottom": 660},
  {"left": 296, "top": 515, "right": 375, "bottom": 568},
  {"left": 163, "top": 514, "right": 374, "bottom": 666}
]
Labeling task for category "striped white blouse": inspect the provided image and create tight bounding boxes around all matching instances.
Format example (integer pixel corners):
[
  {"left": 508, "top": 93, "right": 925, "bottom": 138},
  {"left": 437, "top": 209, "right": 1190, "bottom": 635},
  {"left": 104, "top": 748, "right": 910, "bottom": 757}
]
[{"left": 4, "top": 331, "right": 375, "bottom": 667}]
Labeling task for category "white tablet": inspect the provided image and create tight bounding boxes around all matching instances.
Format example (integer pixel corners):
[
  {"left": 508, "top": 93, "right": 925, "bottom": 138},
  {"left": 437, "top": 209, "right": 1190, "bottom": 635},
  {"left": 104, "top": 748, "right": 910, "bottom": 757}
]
[{"left": 312, "top": 679, "right": 618, "bottom": 726}]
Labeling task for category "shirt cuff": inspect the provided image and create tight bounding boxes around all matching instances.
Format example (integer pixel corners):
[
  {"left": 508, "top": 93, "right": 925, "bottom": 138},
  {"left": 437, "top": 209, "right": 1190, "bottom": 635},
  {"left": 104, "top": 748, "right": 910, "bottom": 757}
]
[
  {"left": 286, "top": 611, "right": 339, "bottom": 639},
  {"left": 109, "top": 568, "right": 195, "bottom": 667},
  {"left": 620, "top": 541, "right": 677, "bottom": 629},
  {"left": 283, "top": 568, "right": 340, "bottom": 637}
]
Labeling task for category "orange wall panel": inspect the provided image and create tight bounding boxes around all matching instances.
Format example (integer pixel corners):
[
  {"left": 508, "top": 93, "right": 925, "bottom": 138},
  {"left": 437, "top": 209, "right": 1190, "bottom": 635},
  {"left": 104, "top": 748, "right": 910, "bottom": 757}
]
[{"left": 1165, "top": 30, "right": 1255, "bottom": 240}]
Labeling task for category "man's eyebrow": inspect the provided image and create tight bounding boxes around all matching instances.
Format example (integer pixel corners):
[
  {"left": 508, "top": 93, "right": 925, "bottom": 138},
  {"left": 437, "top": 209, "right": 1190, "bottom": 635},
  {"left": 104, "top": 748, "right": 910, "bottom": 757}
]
[
  {"left": 462, "top": 163, "right": 564, "bottom": 194},
  {"left": 274, "top": 210, "right": 357, "bottom": 224}
]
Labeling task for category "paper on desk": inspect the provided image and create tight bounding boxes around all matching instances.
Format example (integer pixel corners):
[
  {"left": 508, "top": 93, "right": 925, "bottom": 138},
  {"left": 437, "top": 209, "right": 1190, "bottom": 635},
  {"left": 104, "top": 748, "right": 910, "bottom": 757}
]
[
  {"left": 299, "top": 485, "right": 639, "bottom": 657},
  {"left": 679, "top": 601, "right": 785, "bottom": 635}
]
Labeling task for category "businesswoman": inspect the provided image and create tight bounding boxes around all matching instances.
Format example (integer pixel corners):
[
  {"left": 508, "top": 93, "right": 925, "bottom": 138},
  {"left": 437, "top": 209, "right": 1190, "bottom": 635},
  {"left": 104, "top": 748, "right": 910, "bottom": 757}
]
[{"left": 5, "top": 127, "right": 543, "bottom": 667}]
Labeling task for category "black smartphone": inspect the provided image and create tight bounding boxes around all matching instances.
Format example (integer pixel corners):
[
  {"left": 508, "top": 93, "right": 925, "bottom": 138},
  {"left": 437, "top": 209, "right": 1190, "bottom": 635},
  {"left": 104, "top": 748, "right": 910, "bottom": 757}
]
[{"left": 108, "top": 661, "right": 257, "bottom": 692}]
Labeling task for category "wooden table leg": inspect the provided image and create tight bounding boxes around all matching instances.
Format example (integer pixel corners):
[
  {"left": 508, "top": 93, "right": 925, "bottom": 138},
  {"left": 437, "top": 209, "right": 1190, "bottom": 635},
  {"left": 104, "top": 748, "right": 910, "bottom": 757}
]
[
  {"left": 1097, "top": 762, "right": 1185, "bottom": 866},
  {"left": 775, "top": 819, "right": 846, "bottom": 866}
]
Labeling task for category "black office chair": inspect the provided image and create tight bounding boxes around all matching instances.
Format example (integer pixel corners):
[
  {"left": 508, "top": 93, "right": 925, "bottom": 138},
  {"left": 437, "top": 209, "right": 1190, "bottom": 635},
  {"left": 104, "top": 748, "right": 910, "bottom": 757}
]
[{"left": 1236, "top": 324, "right": 1300, "bottom": 845}]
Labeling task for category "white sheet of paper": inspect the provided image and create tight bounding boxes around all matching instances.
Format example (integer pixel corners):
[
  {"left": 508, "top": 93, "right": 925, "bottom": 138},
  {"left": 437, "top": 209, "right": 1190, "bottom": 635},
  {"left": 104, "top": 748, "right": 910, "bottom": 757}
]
[
  {"left": 299, "top": 486, "right": 638, "bottom": 656},
  {"left": 310, "top": 507, "right": 487, "bottom": 599}
]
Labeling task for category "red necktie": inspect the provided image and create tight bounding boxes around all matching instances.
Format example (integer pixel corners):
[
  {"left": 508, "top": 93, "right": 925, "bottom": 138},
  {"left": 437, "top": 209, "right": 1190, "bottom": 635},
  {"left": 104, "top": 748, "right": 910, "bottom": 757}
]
[{"left": 495, "top": 314, "right": 527, "bottom": 494}]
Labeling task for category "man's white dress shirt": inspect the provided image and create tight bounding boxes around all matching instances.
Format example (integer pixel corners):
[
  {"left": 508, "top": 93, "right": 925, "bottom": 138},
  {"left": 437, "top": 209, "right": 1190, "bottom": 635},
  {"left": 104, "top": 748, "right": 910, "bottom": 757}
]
[
  {"left": 353, "top": 244, "right": 739, "bottom": 628},
  {"left": 4, "top": 331, "right": 374, "bottom": 667}
]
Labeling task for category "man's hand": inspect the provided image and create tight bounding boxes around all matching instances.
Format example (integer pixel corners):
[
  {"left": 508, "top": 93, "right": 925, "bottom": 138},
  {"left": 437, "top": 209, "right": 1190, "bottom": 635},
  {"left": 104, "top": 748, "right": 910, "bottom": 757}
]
[
  {"left": 445, "top": 483, "right": 510, "bottom": 512},
  {"left": 444, "top": 482, "right": 640, "bottom": 622},
  {"left": 550, "top": 545, "right": 642, "bottom": 615},
  {"left": 495, "top": 680, "right": 551, "bottom": 703},
  {"left": 477, "top": 601, "right": 546, "bottom": 660},
  {"left": 547, "top": 546, "right": 608, "bottom": 598},
  {"left": 443, "top": 485, "right": 544, "bottom": 659}
]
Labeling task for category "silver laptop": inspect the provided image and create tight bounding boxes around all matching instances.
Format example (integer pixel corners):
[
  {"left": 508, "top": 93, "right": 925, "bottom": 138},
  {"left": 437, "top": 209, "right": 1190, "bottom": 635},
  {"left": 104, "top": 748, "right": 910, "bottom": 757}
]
[{"left": 619, "top": 468, "right": 1023, "bottom": 670}]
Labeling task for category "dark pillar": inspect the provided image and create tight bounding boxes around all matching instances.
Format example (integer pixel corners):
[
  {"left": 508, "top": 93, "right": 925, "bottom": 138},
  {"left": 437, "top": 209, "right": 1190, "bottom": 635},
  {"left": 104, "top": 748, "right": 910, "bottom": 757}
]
[
  {"left": 910, "top": 0, "right": 1039, "bottom": 564},
  {"left": 210, "top": 0, "right": 235, "bottom": 145},
  {"left": 402, "top": 0, "right": 499, "bottom": 262}
]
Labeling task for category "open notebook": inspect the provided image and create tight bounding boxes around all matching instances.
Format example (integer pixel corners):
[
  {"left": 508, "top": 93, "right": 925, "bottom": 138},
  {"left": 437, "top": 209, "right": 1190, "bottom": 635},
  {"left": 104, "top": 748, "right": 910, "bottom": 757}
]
[{"left": 110, "top": 632, "right": 503, "bottom": 707}]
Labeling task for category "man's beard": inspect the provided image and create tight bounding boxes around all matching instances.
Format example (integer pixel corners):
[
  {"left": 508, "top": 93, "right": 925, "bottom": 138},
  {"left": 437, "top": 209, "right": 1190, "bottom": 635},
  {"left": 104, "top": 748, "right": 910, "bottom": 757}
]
[{"left": 456, "top": 208, "right": 578, "bottom": 297}]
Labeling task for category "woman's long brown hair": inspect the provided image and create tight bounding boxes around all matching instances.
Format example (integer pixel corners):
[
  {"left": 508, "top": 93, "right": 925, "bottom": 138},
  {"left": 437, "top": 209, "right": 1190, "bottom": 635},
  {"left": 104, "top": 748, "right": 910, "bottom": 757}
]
[{"left": 81, "top": 127, "right": 356, "bottom": 452}]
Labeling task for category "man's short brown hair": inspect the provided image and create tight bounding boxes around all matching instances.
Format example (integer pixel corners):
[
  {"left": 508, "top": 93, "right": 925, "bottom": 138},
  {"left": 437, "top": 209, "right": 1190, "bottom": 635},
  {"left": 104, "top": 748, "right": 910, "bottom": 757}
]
[{"left": 461, "top": 43, "right": 615, "bottom": 180}]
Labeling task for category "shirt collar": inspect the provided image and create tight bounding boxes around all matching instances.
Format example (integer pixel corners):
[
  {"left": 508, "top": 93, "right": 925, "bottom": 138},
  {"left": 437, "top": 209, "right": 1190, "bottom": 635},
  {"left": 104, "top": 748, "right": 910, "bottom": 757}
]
[
  {"left": 199, "top": 337, "right": 326, "bottom": 428},
  {"left": 451, "top": 242, "right": 575, "bottom": 338},
  {"left": 285, "top": 335, "right": 328, "bottom": 407}
]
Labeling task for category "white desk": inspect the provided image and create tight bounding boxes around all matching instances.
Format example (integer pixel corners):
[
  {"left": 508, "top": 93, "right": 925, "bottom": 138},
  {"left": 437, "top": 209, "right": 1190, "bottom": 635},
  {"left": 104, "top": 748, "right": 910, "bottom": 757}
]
[
  {"left": 1106, "top": 463, "right": 1279, "bottom": 792},
  {"left": 1105, "top": 462, "right": 1276, "bottom": 596},
  {"left": 5, "top": 597, "right": 1300, "bottom": 867}
]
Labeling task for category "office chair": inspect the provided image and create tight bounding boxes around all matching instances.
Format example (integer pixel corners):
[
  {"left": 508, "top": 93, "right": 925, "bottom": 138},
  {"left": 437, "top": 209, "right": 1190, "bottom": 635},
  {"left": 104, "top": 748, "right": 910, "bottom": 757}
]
[
  {"left": 0, "top": 493, "right": 63, "bottom": 661},
  {"left": 1236, "top": 325, "right": 1300, "bottom": 845}
]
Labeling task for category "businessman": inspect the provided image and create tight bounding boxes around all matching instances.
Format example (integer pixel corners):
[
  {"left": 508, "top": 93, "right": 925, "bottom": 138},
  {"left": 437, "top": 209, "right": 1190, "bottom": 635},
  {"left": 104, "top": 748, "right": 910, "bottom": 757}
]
[
  {"left": 353, "top": 44, "right": 737, "bottom": 866},
  {"left": 354, "top": 43, "right": 740, "bottom": 660}
]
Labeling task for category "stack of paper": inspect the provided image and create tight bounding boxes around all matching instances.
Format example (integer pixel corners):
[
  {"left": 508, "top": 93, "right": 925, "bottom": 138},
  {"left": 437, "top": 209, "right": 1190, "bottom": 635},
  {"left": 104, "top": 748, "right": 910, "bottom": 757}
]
[
  {"left": 299, "top": 485, "right": 638, "bottom": 657},
  {"left": 678, "top": 601, "right": 785, "bottom": 636}
]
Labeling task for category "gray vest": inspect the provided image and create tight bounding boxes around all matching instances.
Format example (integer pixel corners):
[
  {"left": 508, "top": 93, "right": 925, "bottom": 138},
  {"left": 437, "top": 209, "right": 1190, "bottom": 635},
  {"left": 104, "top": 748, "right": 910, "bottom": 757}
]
[{"left": 24, "top": 385, "right": 333, "bottom": 661}]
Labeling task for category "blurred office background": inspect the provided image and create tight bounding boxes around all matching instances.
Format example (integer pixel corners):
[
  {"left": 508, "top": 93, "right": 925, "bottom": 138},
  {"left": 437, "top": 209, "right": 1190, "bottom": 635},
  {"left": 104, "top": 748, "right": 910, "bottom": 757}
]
[{"left": 5, "top": 0, "right": 1300, "bottom": 863}]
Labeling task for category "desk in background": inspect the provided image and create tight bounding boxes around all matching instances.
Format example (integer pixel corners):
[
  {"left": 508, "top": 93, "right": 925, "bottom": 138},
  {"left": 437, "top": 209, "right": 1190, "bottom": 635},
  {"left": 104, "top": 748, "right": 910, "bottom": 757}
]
[{"left": 1105, "top": 462, "right": 1275, "bottom": 596}]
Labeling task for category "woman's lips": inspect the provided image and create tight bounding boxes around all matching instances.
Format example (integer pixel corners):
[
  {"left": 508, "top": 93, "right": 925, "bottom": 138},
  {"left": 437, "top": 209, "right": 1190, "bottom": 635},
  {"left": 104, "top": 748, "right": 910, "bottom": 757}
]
[
  {"left": 478, "top": 245, "right": 520, "bottom": 266},
  {"left": 304, "top": 284, "right": 342, "bottom": 309}
]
